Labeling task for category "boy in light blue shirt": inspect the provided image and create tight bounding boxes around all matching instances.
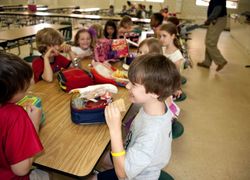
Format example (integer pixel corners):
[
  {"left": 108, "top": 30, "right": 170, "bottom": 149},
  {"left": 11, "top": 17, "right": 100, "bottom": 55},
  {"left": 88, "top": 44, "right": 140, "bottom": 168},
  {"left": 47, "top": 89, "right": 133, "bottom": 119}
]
[{"left": 94, "top": 54, "right": 181, "bottom": 180}]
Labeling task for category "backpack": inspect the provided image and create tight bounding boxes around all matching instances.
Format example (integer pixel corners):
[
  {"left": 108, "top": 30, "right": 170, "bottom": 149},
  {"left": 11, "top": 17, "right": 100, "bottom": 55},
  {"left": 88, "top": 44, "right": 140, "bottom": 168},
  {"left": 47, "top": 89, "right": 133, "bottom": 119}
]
[{"left": 57, "top": 68, "right": 94, "bottom": 92}]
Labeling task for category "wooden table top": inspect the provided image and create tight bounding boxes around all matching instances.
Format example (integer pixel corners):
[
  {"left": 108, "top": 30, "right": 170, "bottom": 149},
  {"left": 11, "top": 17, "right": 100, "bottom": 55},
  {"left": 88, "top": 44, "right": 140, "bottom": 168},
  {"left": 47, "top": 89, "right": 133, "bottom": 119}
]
[
  {"left": 31, "top": 60, "right": 131, "bottom": 177},
  {"left": 72, "top": 8, "right": 108, "bottom": 13},
  {"left": 0, "top": 11, "right": 121, "bottom": 21},
  {"left": 0, "top": 11, "right": 194, "bottom": 23},
  {"left": 0, "top": 11, "right": 150, "bottom": 23},
  {"left": 47, "top": 6, "right": 80, "bottom": 11},
  {"left": 0, "top": 23, "right": 71, "bottom": 41},
  {"left": 0, "top": 39, "right": 7, "bottom": 49}
]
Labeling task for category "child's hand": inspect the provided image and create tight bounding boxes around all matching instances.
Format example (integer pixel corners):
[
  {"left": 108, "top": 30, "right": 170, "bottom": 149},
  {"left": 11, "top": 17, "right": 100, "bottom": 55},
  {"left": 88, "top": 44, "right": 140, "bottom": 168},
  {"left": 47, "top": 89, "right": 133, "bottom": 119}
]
[
  {"left": 26, "top": 105, "right": 42, "bottom": 132},
  {"left": 104, "top": 103, "right": 122, "bottom": 131},
  {"left": 174, "top": 89, "right": 182, "bottom": 98},
  {"left": 44, "top": 47, "right": 59, "bottom": 60},
  {"left": 60, "top": 43, "right": 72, "bottom": 53}
]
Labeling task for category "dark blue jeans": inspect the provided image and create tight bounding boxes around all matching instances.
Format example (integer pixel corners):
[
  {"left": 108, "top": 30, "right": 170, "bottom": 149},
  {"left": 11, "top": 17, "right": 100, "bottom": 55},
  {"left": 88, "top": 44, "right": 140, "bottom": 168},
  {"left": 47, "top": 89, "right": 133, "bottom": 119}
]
[{"left": 97, "top": 168, "right": 118, "bottom": 180}]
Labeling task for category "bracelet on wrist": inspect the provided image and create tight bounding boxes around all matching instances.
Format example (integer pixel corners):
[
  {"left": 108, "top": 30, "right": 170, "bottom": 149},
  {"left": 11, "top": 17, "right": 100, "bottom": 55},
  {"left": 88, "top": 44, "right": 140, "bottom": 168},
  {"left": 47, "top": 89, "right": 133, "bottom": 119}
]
[{"left": 111, "top": 150, "right": 126, "bottom": 157}]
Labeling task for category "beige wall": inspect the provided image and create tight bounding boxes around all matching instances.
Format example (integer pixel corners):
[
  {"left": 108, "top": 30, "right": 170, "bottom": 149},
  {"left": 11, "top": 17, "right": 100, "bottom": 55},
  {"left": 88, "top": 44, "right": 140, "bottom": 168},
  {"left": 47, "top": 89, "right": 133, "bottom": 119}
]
[
  {"left": 0, "top": 0, "right": 110, "bottom": 8},
  {"left": 1, "top": 0, "right": 249, "bottom": 20}
]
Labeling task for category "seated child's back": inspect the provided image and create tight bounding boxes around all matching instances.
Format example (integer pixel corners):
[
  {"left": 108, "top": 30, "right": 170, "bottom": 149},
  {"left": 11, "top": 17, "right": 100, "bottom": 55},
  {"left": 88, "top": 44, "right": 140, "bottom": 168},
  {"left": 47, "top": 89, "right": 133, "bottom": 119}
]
[{"left": 0, "top": 52, "right": 44, "bottom": 179}]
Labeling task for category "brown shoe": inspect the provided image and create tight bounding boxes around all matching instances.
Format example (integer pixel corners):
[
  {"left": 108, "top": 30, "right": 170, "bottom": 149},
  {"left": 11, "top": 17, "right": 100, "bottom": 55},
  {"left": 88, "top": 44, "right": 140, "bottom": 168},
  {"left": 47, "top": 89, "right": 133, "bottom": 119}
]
[
  {"left": 216, "top": 61, "right": 228, "bottom": 72},
  {"left": 197, "top": 62, "right": 210, "bottom": 69}
]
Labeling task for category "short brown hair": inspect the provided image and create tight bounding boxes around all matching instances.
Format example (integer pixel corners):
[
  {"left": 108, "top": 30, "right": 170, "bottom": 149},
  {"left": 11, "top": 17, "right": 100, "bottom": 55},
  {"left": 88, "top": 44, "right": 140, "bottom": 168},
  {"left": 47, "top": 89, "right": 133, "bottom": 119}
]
[
  {"left": 36, "top": 28, "right": 64, "bottom": 54},
  {"left": 138, "top": 38, "right": 162, "bottom": 54},
  {"left": 0, "top": 52, "right": 33, "bottom": 104},
  {"left": 128, "top": 54, "right": 181, "bottom": 101},
  {"left": 150, "top": 13, "right": 163, "bottom": 29},
  {"left": 119, "top": 15, "right": 133, "bottom": 28}
]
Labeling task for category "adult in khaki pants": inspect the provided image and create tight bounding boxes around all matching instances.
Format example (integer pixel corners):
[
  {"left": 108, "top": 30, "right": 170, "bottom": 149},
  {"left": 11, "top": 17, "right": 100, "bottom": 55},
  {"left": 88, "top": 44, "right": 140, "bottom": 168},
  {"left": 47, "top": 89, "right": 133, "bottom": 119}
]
[{"left": 197, "top": 0, "right": 228, "bottom": 72}]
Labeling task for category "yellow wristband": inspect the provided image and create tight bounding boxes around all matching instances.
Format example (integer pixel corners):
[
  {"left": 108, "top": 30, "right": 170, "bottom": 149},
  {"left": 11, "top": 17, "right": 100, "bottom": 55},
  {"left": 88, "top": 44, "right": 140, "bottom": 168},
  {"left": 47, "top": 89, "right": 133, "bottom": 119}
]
[{"left": 111, "top": 150, "right": 126, "bottom": 157}]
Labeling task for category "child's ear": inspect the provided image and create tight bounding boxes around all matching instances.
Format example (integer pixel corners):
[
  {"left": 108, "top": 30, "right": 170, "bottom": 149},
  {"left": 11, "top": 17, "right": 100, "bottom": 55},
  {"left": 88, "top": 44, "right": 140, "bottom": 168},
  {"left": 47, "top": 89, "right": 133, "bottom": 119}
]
[{"left": 149, "top": 93, "right": 159, "bottom": 99}]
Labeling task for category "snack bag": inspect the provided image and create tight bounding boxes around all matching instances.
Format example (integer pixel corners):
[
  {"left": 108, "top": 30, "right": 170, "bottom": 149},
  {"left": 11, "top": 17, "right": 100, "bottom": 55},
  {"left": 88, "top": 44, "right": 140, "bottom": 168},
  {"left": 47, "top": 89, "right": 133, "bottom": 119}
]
[
  {"left": 17, "top": 95, "right": 45, "bottom": 125},
  {"left": 94, "top": 39, "right": 113, "bottom": 62},
  {"left": 111, "top": 39, "right": 129, "bottom": 58},
  {"left": 94, "top": 39, "right": 129, "bottom": 62}
]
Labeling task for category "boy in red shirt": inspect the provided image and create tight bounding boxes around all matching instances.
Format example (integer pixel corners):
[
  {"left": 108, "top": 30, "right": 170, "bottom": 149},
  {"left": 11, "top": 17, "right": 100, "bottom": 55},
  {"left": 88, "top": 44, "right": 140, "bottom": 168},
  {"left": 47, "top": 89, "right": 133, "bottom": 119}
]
[
  {"left": 32, "top": 28, "right": 72, "bottom": 83},
  {"left": 0, "top": 52, "right": 47, "bottom": 180}
]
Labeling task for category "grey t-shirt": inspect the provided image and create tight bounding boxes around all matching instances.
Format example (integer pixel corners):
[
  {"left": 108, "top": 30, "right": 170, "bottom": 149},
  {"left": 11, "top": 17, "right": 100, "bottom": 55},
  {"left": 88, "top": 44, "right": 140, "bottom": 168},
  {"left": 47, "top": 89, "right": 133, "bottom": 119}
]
[{"left": 124, "top": 107, "right": 173, "bottom": 180}]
